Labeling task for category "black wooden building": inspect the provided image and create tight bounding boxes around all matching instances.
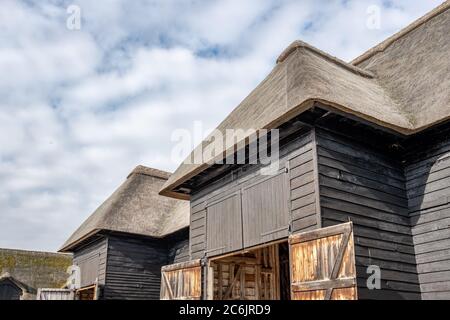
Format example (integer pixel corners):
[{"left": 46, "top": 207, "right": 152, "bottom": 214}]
[
  {"left": 60, "top": 166, "right": 189, "bottom": 300},
  {"left": 159, "top": 3, "right": 450, "bottom": 300}
]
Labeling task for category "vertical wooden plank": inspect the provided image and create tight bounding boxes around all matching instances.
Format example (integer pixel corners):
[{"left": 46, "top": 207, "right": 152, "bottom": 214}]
[
  {"left": 229, "top": 264, "right": 235, "bottom": 299},
  {"left": 240, "top": 267, "right": 245, "bottom": 299},
  {"left": 206, "top": 262, "right": 214, "bottom": 300},
  {"left": 206, "top": 193, "right": 243, "bottom": 256},
  {"left": 274, "top": 244, "right": 280, "bottom": 300},
  {"left": 218, "top": 263, "right": 223, "bottom": 300}
]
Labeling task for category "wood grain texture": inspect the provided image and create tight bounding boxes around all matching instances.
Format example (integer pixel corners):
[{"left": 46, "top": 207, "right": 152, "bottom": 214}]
[
  {"left": 160, "top": 259, "right": 202, "bottom": 300},
  {"left": 290, "top": 222, "right": 357, "bottom": 300},
  {"left": 210, "top": 244, "right": 280, "bottom": 300}
]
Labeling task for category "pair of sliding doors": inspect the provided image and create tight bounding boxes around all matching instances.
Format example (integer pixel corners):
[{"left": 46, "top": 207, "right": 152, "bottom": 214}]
[{"left": 205, "top": 171, "right": 290, "bottom": 257}]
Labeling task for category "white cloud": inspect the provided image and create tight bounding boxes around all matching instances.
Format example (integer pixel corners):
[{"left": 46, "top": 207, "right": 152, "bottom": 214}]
[{"left": 0, "top": 0, "right": 445, "bottom": 251}]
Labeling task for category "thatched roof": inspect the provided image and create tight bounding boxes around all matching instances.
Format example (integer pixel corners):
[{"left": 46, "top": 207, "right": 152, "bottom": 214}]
[
  {"left": 60, "top": 166, "right": 189, "bottom": 252},
  {"left": 0, "top": 249, "right": 72, "bottom": 292},
  {"left": 160, "top": 1, "right": 450, "bottom": 199}
]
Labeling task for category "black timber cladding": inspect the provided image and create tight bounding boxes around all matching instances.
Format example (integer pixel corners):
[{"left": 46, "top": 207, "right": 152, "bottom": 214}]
[
  {"left": 315, "top": 127, "right": 421, "bottom": 300},
  {"left": 405, "top": 124, "right": 450, "bottom": 300},
  {"left": 167, "top": 228, "right": 190, "bottom": 265},
  {"left": 103, "top": 235, "right": 168, "bottom": 300},
  {"left": 71, "top": 228, "right": 189, "bottom": 300},
  {"left": 73, "top": 237, "right": 108, "bottom": 288},
  {"left": 189, "top": 129, "right": 318, "bottom": 259},
  {"left": 102, "top": 230, "right": 190, "bottom": 300}
]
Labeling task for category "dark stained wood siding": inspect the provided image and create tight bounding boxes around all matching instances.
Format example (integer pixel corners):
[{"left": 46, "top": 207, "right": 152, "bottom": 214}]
[
  {"left": 167, "top": 228, "right": 190, "bottom": 264},
  {"left": 405, "top": 126, "right": 450, "bottom": 300},
  {"left": 103, "top": 235, "right": 168, "bottom": 300},
  {"left": 73, "top": 237, "right": 108, "bottom": 288},
  {"left": 316, "top": 128, "right": 421, "bottom": 300},
  {"left": 190, "top": 201, "right": 207, "bottom": 259},
  {"left": 189, "top": 130, "right": 315, "bottom": 259},
  {"left": 71, "top": 229, "right": 190, "bottom": 300},
  {"left": 288, "top": 135, "right": 320, "bottom": 233}
]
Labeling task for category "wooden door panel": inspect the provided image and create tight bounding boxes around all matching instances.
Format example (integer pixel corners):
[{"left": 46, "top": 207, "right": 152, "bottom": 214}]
[
  {"left": 206, "top": 192, "right": 243, "bottom": 256},
  {"left": 242, "top": 172, "right": 290, "bottom": 248},
  {"left": 289, "top": 222, "right": 357, "bottom": 300},
  {"left": 160, "top": 260, "right": 202, "bottom": 300}
]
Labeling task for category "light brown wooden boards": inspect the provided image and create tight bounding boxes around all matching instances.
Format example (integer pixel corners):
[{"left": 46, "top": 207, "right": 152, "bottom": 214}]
[
  {"left": 289, "top": 222, "right": 357, "bottom": 300},
  {"left": 210, "top": 244, "right": 280, "bottom": 300},
  {"left": 160, "top": 259, "right": 202, "bottom": 300}
]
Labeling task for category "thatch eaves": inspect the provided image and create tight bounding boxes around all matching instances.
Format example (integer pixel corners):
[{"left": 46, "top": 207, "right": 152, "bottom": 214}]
[{"left": 60, "top": 166, "right": 189, "bottom": 252}]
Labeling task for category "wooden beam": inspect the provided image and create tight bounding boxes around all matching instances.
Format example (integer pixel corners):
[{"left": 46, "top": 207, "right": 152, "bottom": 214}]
[
  {"left": 289, "top": 222, "right": 352, "bottom": 245},
  {"left": 206, "top": 262, "right": 214, "bottom": 300},
  {"left": 218, "top": 263, "right": 223, "bottom": 300},
  {"left": 291, "top": 277, "right": 356, "bottom": 292},
  {"left": 224, "top": 265, "right": 241, "bottom": 299},
  {"left": 325, "top": 229, "right": 352, "bottom": 300},
  {"left": 240, "top": 267, "right": 245, "bottom": 299},
  {"left": 162, "top": 272, "right": 174, "bottom": 300},
  {"left": 161, "top": 259, "right": 201, "bottom": 272}
]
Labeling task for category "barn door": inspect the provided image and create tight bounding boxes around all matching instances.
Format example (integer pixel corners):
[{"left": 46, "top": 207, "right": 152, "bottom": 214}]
[
  {"left": 242, "top": 172, "right": 290, "bottom": 248},
  {"left": 289, "top": 222, "right": 357, "bottom": 300},
  {"left": 160, "top": 260, "right": 202, "bottom": 300},
  {"left": 206, "top": 192, "right": 243, "bottom": 256}
]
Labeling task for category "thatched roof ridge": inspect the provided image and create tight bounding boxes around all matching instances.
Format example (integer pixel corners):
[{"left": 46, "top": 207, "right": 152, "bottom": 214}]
[
  {"left": 127, "top": 165, "right": 171, "bottom": 180},
  {"left": 60, "top": 166, "right": 189, "bottom": 252},
  {"left": 352, "top": 1, "right": 450, "bottom": 65},
  {"left": 276, "top": 40, "right": 374, "bottom": 78},
  {"left": 159, "top": 2, "right": 450, "bottom": 199}
]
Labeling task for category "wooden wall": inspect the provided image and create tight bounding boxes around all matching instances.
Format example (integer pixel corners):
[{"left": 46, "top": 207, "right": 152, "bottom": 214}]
[
  {"left": 209, "top": 244, "right": 280, "bottom": 300},
  {"left": 167, "top": 228, "right": 190, "bottom": 264},
  {"left": 315, "top": 128, "right": 421, "bottom": 300},
  {"left": 102, "top": 230, "right": 190, "bottom": 300},
  {"left": 189, "top": 130, "right": 317, "bottom": 260},
  {"left": 73, "top": 237, "right": 108, "bottom": 288},
  {"left": 405, "top": 125, "right": 450, "bottom": 300},
  {"left": 288, "top": 132, "right": 320, "bottom": 233},
  {"left": 103, "top": 235, "right": 169, "bottom": 300}
]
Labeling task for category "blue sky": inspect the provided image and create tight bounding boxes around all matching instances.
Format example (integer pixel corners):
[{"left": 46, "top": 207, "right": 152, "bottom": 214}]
[{"left": 0, "top": 0, "right": 444, "bottom": 251}]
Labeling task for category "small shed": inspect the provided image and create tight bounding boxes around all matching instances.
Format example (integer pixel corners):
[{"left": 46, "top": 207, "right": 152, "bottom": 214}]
[
  {"left": 59, "top": 165, "right": 190, "bottom": 300},
  {"left": 0, "top": 249, "right": 73, "bottom": 300},
  {"left": 0, "top": 273, "right": 35, "bottom": 300}
]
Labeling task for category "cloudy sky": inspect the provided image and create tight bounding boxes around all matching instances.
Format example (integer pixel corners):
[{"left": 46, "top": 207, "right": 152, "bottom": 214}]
[{"left": 0, "top": 0, "right": 444, "bottom": 252}]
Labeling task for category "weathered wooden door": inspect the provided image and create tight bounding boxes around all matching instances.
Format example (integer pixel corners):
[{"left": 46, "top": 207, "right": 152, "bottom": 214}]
[
  {"left": 242, "top": 172, "right": 290, "bottom": 248},
  {"left": 160, "top": 260, "right": 202, "bottom": 300},
  {"left": 289, "top": 222, "right": 357, "bottom": 300},
  {"left": 206, "top": 192, "right": 243, "bottom": 256}
]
